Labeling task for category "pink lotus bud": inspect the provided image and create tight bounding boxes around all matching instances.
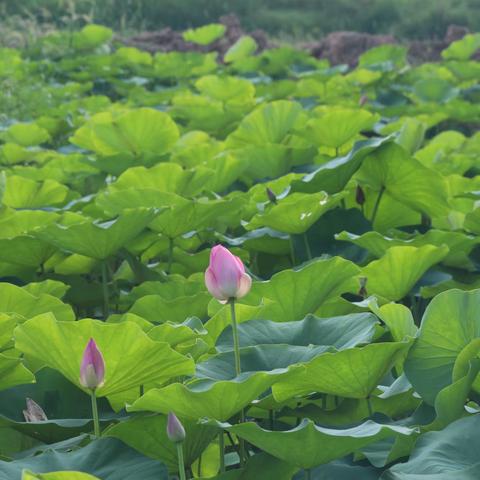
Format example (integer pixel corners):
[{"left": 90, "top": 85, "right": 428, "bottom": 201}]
[
  {"left": 23, "top": 397, "right": 48, "bottom": 422},
  {"left": 80, "top": 338, "right": 105, "bottom": 390},
  {"left": 167, "top": 411, "right": 186, "bottom": 443},
  {"left": 205, "top": 245, "right": 252, "bottom": 302}
]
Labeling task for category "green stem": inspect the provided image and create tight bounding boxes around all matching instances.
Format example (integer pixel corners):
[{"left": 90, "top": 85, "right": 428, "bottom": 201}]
[
  {"left": 305, "top": 468, "right": 312, "bottom": 480},
  {"left": 167, "top": 237, "right": 174, "bottom": 274},
  {"left": 90, "top": 390, "right": 100, "bottom": 438},
  {"left": 101, "top": 260, "right": 109, "bottom": 319},
  {"left": 303, "top": 233, "right": 312, "bottom": 260},
  {"left": 176, "top": 443, "right": 186, "bottom": 480},
  {"left": 230, "top": 298, "right": 246, "bottom": 466},
  {"left": 229, "top": 299, "right": 242, "bottom": 378},
  {"left": 289, "top": 236, "right": 296, "bottom": 266},
  {"left": 367, "top": 396, "right": 374, "bottom": 417},
  {"left": 370, "top": 186, "right": 385, "bottom": 227},
  {"left": 219, "top": 431, "right": 225, "bottom": 473},
  {"left": 197, "top": 453, "right": 202, "bottom": 476}
]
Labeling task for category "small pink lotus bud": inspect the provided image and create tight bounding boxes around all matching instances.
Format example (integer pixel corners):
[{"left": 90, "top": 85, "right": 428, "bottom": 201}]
[
  {"left": 23, "top": 398, "right": 48, "bottom": 422},
  {"left": 205, "top": 245, "right": 252, "bottom": 302},
  {"left": 266, "top": 187, "right": 277, "bottom": 204},
  {"left": 167, "top": 411, "right": 186, "bottom": 443},
  {"left": 80, "top": 338, "right": 105, "bottom": 390},
  {"left": 356, "top": 185, "right": 366, "bottom": 206}
]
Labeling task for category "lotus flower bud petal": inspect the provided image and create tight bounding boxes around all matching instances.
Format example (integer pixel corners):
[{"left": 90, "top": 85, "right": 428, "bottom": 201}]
[
  {"left": 355, "top": 185, "right": 366, "bottom": 206},
  {"left": 205, "top": 245, "right": 252, "bottom": 301},
  {"left": 80, "top": 338, "right": 105, "bottom": 390},
  {"left": 167, "top": 411, "right": 186, "bottom": 443},
  {"left": 23, "top": 397, "right": 48, "bottom": 422}
]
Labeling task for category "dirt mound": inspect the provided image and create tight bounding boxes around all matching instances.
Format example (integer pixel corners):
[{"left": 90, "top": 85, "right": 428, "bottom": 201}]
[
  {"left": 307, "top": 31, "right": 396, "bottom": 66},
  {"left": 120, "top": 15, "right": 476, "bottom": 66},
  {"left": 120, "top": 14, "right": 270, "bottom": 58}
]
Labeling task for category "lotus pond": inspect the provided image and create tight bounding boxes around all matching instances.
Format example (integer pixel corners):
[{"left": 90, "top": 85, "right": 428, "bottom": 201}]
[{"left": 1, "top": 22, "right": 480, "bottom": 480}]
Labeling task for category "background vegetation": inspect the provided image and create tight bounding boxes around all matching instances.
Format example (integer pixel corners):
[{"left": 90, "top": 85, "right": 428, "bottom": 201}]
[{"left": 2, "top": 0, "right": 480, "bottom": 41}]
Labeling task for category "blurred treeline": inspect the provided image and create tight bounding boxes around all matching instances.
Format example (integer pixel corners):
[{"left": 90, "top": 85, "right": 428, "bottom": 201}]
[{"left": 1, "top": 0, "right": 480, "bottom": 39}]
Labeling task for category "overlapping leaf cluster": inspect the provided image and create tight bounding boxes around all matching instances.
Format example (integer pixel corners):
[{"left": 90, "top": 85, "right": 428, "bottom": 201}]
[{"left": 1, "top": 23, "right": 480, "bottom": 479}]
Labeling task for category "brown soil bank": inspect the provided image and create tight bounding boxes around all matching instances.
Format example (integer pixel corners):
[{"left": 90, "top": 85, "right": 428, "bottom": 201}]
[{"left": 121, "top": 16, "right": 478, "bottom": 66}]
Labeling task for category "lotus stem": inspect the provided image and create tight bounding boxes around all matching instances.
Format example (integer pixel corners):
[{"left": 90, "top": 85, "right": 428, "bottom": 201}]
[
  {"left": 90, "top": 390, "right": 100, "bottom": 438},
  {"left": 305, "top": 468, "right": 312, "bottom": 479},
  {"left": 219, "top": 432, "right": 225, "bottom": 473},
  {"left": 367, "top": 396, "right": 374, "bottom": 417},
  {"left": 303, "top": 233, "right": 312, "bottom": 260},
  {"left": 176, "top": 442, "right": 187, "bottom": 480},
  {"left": 229, "top": 298, "right": 242, "bottom": 378},
  {"left": 229, "top": 298, "right": 246, "bottom": 466},
  {"left": 289, "top": 236, "right": 296, "bottom": 266},
  {"left": 371, "top": 186, "right": 385, "bottom": 226}
]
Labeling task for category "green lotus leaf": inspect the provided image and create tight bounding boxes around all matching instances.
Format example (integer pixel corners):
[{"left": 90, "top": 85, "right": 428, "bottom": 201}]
[
  {"left": 196, "top": 345, "right": 326, "bottom": 381},
  {"left": 246, "top": 191, "right": 345, "bottom": 234},
  {"left": 195, "top": 75, "right": 255, "bottom": 104},
  {"left": 0, "top": 438, "right": 167, "bottom": 480},
  {"left": 183, "top": 23, "right": 226, "bottom": 45},
  {"left": 98, "top": 189, "right": 244, "bottom": 238},
  {"left": 14, "top": 315, "right": 195, "bottom": 397},
  {"left": 442, "top": 33, "right": 480, "bottom": 60},
  {"left": 105, "top": 414, "right": 217, "bottom": 473},
  {"left": 359, "top": 44, "right": 407, "bottom": 70},
  {"left": 72, "top": 24, "right": 113, "bottom": 50},
  {"left": 357, "top": 142, "right": 450, "bottom": 218},
  {"left": 383, "top": 415, "right": 480, "bottom": 479},
  {"left": 362, "top": 245, "right": 449, "bottom": 301},
  {"left": 464, "top": 207, "right": 480, "bottom": 234},
  {"left": 130, "top": 279, "right": 205, "bottom": 302},
  {"left": 244, "top": 256, "right": 360, "bottom": 322},
  {"left": 404, "top": 289, "right": 480, "bottom": 405},
  {"left": 35, "top": 208, "right": 157, "bottom": 260},
  {"left": 2, "top": 176, "right": 68, "bottom": 208},
  {"left": 22, "top": 471, "right": 100, "bottom": 480},
  {"left": 337, "top": 229, "right": 478, "bottom": 269},
  {"left": 0, "top": 209, "right": 59, "bottom": 237},
  {"left": 219, "top": 228, "right": 290, "bottom": 255},
  {"left": 70, "top": 108, "right": 179, "bottom": 159},
  {"left": 129, "top": 372, "right": 281, "bottom": 421},
  {"left": 216, "top": 312, "right": 377, "bottom": 352},
  {"left": 114, "top": 46, "right": 152, "bottom": 66},
  {"left": 284, "top": 375, "right": 419, "bottom": 428},
  {"left": 0, "top": 283, "right": 74, "bottom": 321},
  {"left": 23, "top": 280, "right": 69, "bottom": 299},
  {"left": 147, "top": 318, "right": 207, "bottom": 347},
  {"left": 224, "top": 36, "right": 258, "bottom": 63},
  {"left": 301, "top": 108, "right": 379, "bottom": 149},
  {"left": 272, "top": 340, "right": 412, "bottom": 402},
  {"left": 0, "top": 235, "right": 56, "bottom": 268},
  {"left": 233, "top": 142, "right": 314, "bottom": 181},
  {"left": 0, "top": 353, "right": 35, "bottom": 391},
  {"left": 291, "top": 136, "right": 392, "bottom": 194},
  {"left": 226, "top": 100, "right": 305, "bottom": 148},
  {"left": 394, "top": 117, "right": 427, "bottom": 154},
  {"left": 205, "top": 418, "right": 415, "bottom": 469},
  {"left": 129, "top": 292, "right": 210, "bottom": 324},
  {"left": 2, "top": 123, "right": 50, "bottom": 147},
  {"left": 109, "top": 163, "right": 212, "bottom": 197},
  {"left": 427, "top": 359, "right": 480, "bottom": 431},
  {"left": 154, "top": 51, "right": 218, "bottom": 79},
  {"left": 0, "top": 313, "right": 18, "bottom": 348},
  {"left": 368, "top": 301, "right": 417, "bottom": 342},
  {"left": 413, "top": 78, "right": 458, "bottom": 103},
  {"left": 96, "top": 189, "right": 183, "bottom": 216}
]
